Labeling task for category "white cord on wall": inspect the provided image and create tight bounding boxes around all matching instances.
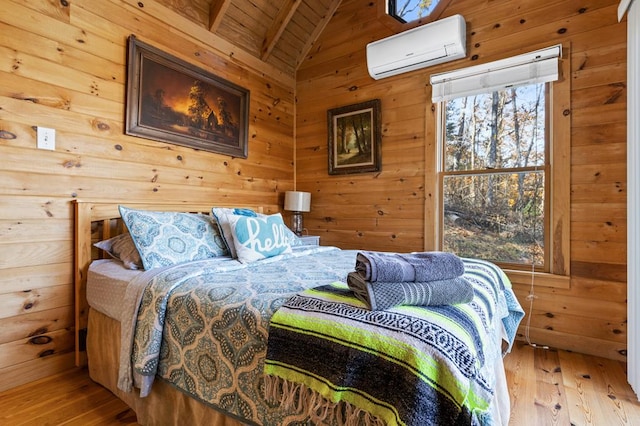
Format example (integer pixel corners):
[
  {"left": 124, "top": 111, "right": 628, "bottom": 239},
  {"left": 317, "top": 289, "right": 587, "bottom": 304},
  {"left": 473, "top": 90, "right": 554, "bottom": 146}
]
[
  {"left": 522, "top": 162, "right": 549, "bottom": 350},
  {"left": 524, "top": 254, "right": 547, "bottom": 350}
]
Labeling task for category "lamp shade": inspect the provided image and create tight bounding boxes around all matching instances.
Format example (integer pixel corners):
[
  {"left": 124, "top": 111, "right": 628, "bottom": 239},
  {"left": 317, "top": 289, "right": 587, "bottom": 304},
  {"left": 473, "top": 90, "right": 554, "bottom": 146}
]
[{"left": 284, "top": 191, "right": 311, "bottom": 212}]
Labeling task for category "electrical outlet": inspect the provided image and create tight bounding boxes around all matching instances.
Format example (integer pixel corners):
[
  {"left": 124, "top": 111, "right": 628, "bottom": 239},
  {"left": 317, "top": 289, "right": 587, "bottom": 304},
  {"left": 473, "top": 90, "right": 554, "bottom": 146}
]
[{"left": 37, "top": 126, "right": 56, "bottom": 150}]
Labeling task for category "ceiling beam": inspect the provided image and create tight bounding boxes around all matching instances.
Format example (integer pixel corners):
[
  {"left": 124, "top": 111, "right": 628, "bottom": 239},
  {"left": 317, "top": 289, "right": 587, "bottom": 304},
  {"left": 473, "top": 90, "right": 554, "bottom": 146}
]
[
  {"left": 209, "top": 0, "right": 231, "bottom": 32},
  {"left": 296, "top": 0, "right": 342, "bottom": 69},
  {"left": 261, "top": 0, "right": 301, "bottom": 60}
]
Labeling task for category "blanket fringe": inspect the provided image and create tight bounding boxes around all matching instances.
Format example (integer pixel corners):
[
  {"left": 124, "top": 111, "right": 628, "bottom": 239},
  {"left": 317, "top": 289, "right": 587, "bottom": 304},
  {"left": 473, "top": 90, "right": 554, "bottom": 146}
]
[{"left": 264, "top": 375, "right": 387, "bottom": 426}]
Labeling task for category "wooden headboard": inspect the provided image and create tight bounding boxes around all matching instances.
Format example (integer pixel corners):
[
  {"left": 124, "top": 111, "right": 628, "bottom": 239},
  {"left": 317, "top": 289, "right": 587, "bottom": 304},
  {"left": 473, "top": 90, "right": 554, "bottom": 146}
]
[{"left": 72, "top": 200, "right": 278, "bottom": 366}]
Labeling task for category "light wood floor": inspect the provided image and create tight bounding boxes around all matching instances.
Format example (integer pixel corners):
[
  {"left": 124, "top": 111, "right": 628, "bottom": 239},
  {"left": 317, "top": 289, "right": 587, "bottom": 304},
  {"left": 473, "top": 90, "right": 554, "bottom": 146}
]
[{"left": 1, "top": 342, "right": 639, "bottom": 425}]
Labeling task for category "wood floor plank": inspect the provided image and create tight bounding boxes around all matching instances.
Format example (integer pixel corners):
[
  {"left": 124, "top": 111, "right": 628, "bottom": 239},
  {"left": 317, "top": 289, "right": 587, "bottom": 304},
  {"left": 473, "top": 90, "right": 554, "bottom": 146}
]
[
  {"left": 0, "top": 346, "right": 638, "bottom": 425},
  {"left": 14, "top": 385, "right": 117, "bottom": 426},
  {"left": 0, "top": 368, "right": 94, "bottom": 423},
  {"left": 558, "top": 348, "right": 631, "bottom": 426},
  {"left": 60, "top": 398, "right": 138, "bottom": 426},
  {"left": 583, "top": 355, "right": 640, "bottom": 425},
  {"left": 0, "top": 368, "right": 135, "bottom": 426},
  {"left": 503, "top": 341, "right": 537, "bottom": 425},
  {"left": 0, "top": 375, "right": 88, "bottom": 413},
  {"left": 532, "top": 346, "right": 569, "bottom": 424},
  {"left": 556, "top": 351, "right": 600, "bottom": 425}
]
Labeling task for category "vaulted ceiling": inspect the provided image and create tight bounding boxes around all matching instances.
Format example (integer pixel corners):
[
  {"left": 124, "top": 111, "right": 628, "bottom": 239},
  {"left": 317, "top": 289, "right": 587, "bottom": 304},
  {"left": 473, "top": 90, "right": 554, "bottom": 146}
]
[{"left": 157, "top": 0, "right": 343, "bottom": 77}]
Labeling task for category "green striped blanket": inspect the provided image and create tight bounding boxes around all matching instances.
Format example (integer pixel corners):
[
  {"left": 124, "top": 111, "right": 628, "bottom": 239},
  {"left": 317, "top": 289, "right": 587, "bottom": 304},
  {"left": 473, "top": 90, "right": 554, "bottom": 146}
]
[{"left": 264, "top": 259, "right": 523, "bottom": 426}]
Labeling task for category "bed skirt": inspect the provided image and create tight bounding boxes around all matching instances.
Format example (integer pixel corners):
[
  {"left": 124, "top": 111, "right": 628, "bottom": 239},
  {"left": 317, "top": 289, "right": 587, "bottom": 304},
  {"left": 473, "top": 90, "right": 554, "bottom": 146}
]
[
  {"left": 87, "top": 308, "right": 249, "bottom": 426},
  {"left": 87, "top": 305, "right": 511, "bottom": 426}
]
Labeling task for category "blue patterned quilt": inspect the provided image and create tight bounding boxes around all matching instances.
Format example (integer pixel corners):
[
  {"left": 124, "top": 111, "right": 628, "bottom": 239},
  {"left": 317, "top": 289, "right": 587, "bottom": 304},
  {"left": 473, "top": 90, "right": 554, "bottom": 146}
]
[{"left": 120, "top": 247, "right": 523, "bottom": 425}]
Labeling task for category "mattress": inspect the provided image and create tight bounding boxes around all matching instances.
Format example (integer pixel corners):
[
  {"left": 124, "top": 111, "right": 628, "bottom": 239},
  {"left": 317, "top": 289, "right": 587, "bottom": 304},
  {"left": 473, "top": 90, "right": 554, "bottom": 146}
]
[
  {"left": 87, "top": 259, "right": 142, "bottom": 321},
  {"left": 86, "top": 252, "right": 254, "bottom": 321}
]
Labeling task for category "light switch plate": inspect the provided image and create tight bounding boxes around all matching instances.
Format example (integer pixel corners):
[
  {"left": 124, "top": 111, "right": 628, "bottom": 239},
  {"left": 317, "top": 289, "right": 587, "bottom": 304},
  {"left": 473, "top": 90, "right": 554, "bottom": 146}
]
[{"left": 37, "top": 126, "right": 56, "bottom": 150}]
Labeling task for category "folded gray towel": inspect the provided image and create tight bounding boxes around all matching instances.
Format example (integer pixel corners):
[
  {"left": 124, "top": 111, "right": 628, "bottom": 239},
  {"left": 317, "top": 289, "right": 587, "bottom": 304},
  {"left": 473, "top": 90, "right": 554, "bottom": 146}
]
[
  {"left": 355, "top": 251, "right": 465, "bottom": 283},
  {"left": 347, "top": 272, "right": 474, "bottom": 311}
]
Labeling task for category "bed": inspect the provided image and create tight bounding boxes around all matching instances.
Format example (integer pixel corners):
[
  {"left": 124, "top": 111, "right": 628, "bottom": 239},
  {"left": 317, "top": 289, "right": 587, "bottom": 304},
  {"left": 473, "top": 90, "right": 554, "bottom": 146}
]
[{"left": 73, "top": 200, "right": 524, "bottom": 426}]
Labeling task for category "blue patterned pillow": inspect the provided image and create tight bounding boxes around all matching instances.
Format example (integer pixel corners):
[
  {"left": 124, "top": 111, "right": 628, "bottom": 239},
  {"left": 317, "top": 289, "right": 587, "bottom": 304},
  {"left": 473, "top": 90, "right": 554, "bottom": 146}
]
[
  {"left": 212, "top": 207, "right": 302, "bottom": 258},
  {"left": 226, "top": 213, "right": 293, "bottom": 263},
  {"left": 119, "top": 206, "right": 229, "bottom": 270}
]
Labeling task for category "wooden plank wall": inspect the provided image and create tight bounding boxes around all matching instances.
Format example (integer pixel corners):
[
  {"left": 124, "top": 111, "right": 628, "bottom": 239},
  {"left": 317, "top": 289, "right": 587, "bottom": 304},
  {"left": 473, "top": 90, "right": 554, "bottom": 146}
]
[
  {"left": 0, "top": 0, "right": 295, "bottom": 392},
  {"left": 296, "top": 0, "right": 628, "bottom": 361}
]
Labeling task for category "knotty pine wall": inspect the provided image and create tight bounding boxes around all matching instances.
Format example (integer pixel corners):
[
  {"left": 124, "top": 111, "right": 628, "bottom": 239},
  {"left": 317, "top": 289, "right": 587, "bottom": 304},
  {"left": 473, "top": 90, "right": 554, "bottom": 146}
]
[
  {"left": 0, "top": 0, "right": 629, "bottom": 393},
  {"left": 0, "top": 0, "right": 295, "bottom": 392},
  {"left": 296, "top": 0, "right": 628, "bottom": 361}
]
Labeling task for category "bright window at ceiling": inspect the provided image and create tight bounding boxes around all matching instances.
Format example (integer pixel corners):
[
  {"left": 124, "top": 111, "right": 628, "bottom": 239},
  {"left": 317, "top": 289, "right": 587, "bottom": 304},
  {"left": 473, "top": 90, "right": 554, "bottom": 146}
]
[
  {"left": 439, "top": 84, "right": 549, "bottom": 270},
  {"left": 388, "top": 0, "right": 442, "bottom": 23}
]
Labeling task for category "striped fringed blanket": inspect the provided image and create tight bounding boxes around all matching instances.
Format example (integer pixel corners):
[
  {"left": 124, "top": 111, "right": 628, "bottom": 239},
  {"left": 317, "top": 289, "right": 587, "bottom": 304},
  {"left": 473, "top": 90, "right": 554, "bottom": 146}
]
[{"left": 264, "top": 259, "right": 524, "bottom": 426}]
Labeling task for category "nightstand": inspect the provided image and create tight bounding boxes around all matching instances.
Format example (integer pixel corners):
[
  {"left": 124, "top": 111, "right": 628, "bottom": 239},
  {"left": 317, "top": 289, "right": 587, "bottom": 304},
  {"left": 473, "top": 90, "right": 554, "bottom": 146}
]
[{"left": 298, "top": 235, "right": 320, "bottom": 246}]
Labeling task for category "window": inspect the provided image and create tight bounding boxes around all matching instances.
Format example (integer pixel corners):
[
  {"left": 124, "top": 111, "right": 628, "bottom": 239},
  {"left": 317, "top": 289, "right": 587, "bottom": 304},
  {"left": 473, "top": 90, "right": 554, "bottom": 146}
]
[
  {"left": 430, "top": 45, "right": 570, "bottom": 278},
  {"left": 388, "top": 0, "right": 443, "bottom": 23},
  {"left": 440, "top": 84, "right": 549, "bottom": 269}
]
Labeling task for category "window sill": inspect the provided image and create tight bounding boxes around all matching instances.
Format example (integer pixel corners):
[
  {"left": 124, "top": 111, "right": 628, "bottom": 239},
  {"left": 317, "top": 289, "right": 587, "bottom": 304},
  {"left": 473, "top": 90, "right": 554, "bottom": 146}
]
[{"left": 504, "top": 269, "right": 570, "bottom": 289}]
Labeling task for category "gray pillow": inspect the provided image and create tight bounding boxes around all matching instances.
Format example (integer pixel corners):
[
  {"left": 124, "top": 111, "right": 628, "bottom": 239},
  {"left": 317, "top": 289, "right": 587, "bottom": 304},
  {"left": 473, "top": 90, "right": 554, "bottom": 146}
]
[{"left": 94, "top": 233, "right": 143, "bottom": 270}]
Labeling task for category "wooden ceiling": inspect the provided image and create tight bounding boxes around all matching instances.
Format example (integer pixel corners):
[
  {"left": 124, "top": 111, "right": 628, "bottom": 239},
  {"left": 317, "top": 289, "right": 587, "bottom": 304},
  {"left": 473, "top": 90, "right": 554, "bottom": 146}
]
[{"left": 157, "top": 0, "right": 343, "bottom": 77}]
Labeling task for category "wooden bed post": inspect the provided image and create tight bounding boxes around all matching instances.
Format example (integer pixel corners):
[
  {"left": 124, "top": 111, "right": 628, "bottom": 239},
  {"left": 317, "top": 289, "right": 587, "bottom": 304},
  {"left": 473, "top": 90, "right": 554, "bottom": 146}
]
[{"left": 74, "top": 200, "right": 92, "bottom": 367}]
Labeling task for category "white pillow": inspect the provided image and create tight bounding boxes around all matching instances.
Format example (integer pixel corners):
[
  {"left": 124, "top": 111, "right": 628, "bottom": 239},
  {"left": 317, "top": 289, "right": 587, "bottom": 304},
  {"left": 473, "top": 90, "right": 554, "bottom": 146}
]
[
  {"left": 212, "top": 207, "right": 303, "bottom": 258},
  {"left": 211, "top": 207, "right": 260, "bottom": 258},
  {"left": 225, "top": 213, "right": 292, "bottom": 263}
]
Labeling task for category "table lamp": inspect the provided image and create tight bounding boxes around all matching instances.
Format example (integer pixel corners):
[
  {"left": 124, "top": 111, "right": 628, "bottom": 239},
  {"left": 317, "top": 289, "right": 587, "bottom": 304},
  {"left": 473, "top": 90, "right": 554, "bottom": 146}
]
[{"left": 284, "top": 191, "right": 311, "bottom": 236}]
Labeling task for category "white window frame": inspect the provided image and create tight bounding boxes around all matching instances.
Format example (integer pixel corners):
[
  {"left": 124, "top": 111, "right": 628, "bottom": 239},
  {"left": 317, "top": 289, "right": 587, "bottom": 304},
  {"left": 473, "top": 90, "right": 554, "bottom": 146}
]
[{"left": 427, "top": 45, "right": 571, "bottom": 287}]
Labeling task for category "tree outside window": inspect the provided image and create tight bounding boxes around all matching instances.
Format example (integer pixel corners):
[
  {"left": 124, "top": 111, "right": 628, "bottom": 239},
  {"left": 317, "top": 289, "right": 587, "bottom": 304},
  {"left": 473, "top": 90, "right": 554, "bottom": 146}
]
[
  {"left": 440, "top": 84, "right": 549, "bottom": 269},
  {"left": 388, "top": 0, "right": 441, "bottom": 24}
]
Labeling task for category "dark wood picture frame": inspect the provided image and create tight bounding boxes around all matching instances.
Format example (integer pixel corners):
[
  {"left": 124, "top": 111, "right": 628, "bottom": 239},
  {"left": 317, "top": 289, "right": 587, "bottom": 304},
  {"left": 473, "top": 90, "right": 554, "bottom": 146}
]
[
  {"left": 327, "top": 99, "right": 382, "bottom": 175},
  {"left": 125, "top": 35, "right": 249, "bottom": 158}
]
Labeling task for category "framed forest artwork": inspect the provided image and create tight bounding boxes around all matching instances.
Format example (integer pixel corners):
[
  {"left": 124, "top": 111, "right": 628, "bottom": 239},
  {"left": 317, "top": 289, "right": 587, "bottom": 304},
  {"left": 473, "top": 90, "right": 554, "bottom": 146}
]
[
  {"left": 125, "top": 35, "right": 249, "bottom": 158},
  {"left": 327, "top": 99, "right": 381, "bottom": 175}
]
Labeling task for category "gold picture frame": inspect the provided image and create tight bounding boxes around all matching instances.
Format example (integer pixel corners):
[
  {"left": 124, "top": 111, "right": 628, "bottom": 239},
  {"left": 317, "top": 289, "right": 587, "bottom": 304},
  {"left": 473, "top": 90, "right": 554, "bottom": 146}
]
[
  {"left": 327, "top": 99, "right": 382, "bottom": 175},
  {"left": 125, "top": 35, "right": 249, "bottom": 158}
]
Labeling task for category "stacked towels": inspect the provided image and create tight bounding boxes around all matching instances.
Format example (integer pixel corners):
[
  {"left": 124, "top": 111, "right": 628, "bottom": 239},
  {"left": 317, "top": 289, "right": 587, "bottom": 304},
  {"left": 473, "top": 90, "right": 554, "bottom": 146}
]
[{"left": 347, "top": 251, "right": 474, "bottom": 311}]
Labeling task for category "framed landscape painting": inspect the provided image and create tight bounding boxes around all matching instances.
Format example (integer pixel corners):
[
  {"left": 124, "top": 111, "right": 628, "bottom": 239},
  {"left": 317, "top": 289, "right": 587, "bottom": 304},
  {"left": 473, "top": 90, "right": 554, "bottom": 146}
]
[
  {"left": 327, "top": 99, "right": 381, "bottom": 175},
  {"left": 125, "top": 35, "right": 249, "bottom": 158}
]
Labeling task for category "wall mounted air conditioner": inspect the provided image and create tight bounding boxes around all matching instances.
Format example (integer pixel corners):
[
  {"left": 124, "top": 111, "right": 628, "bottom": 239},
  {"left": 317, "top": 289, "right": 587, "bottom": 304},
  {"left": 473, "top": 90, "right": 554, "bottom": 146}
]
[{"left": 366, "top": 14, "right": 466, "bottom": 80}]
